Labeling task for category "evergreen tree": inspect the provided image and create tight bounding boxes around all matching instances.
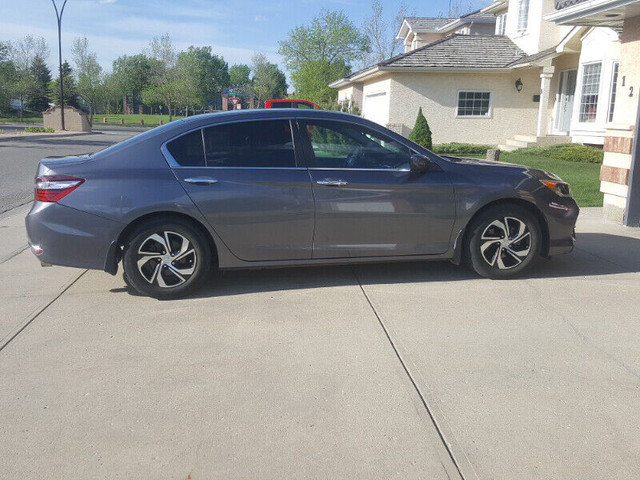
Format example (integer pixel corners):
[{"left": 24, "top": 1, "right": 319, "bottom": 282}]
[
  {"left": 26, "top": 54, "right": 52, "bottom": 112},
  {"left": 408, "top": 107, "right": 432, "bottom": 150},
  {"left": 50, "top": 61, "right": 80, "bottom": 108}
]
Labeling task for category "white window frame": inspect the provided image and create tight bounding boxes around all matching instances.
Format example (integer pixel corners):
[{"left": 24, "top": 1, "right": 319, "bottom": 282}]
[
  {"left": 496, "top": 12, "right": 507, "bottom": 35},
  {"left": 516, "top": 0, "right": 530, "bottom": 33},
  {"left": 456, "top": 90, "right": 493, "bottom": 119},
  {"left": 607, "top": 61, "right": 619, "bottom": 124},
  {"left": 577, "top": 61, "right": 602, "bottom": 124}
]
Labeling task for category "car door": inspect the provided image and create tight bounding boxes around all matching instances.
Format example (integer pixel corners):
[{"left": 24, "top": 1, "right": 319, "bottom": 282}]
[
  {"left": 296, "top": 119, "right": 455, "bottom": 258},
  {"left": 165, "top": 119, "right": 315, "bottom": 261}
]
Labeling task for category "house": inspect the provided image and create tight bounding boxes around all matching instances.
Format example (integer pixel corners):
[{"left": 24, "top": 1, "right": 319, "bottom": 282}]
[
  {"left": 546, "top": 0, "right": 640, "bottom": 225},
  {"left": 330, "top": 0, "right": 625, "bottom": 150}
]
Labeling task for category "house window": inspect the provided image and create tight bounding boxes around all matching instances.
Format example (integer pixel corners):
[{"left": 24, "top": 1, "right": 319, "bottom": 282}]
[
  {"left": 579, "top": 62, "right": 602, "bottom": 123},
  {"left": 457, "top": 91, "right": 492, "bottom": 117},
  {"left": 496, "top": 12, "right": 507, "bottom": 35},
  {"left": 517, "top": 0, "right": 530, "bottom": 32},
  {"left": 608, "top": 62, "right": 619, "bottom": 123}
]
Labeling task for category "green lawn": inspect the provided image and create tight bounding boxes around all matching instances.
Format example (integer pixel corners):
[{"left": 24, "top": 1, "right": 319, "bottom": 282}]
[
  {"left": 97, "top": 114, "right": 184, "bottom": 126},
  {"left": 0, "top": 113, "right": 43, "bottom": 123},
  {"left": 500, "top": 152, "right": 603, "bottom": 207}
]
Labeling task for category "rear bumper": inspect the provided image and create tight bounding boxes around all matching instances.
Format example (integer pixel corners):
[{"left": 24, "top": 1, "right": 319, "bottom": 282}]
[{"left": 25, "top": 202, "right": 124, "bottom": 271}]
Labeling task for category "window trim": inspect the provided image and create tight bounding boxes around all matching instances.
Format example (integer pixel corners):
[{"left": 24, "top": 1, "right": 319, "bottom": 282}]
[
  {"left": 577, "top": 61, "right": 603, "bottom": 124},
  {"left": 607, "top": 61, "right": 619, "bottom": 124},
  {"left": 161, "top": 118, "right": 304, "bottom": 170},
  {"left": 516, "top": 0, "right": 530, "bottom": 33},
  {"left": 456, "top": 90, "right": 493, "bottom": 119}
]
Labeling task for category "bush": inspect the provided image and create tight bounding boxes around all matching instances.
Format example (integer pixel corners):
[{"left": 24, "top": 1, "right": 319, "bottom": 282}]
[
  {"left": 513, "top": 143, "right": 604, "bottom": 163},
  {"left": 433, "top": 142, "right": 495, "bottom": 155},
  {"left": 24, "top": 127, "right": 55, "bottom": 133},
  {"left": 408, "top": 107, "right": 432, "bottom": 150}
]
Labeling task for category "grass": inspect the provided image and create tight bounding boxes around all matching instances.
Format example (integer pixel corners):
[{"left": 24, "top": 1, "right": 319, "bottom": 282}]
[
  {"left": 501, "top": 152, "right": 603, "bottom": 207},
  {"left": 97, "top": 114, "right": 184, "bottom": 126},
  {"left": 24, "top": 126, "right": 55, "bottom": 133},
  {"left": 0, "top": 113, "right": 43, "bottom": 123}
]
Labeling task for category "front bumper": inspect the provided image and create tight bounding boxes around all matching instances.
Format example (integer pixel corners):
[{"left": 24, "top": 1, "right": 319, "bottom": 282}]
[
  {"left": 25, "top": 202, "right": 124, "bottom": 271},
  {"left": 540, "top": 196, "right": 579, "bottom": 257}
]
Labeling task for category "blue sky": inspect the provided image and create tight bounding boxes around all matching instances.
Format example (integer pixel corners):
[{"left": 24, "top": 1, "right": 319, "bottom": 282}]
[{"left": 0, "top": 0, "right": 490, "bottom": 72}]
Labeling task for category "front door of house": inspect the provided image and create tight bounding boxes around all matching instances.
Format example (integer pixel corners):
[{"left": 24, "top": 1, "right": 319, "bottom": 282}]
[{"left": 554, "top": 69, "right": 577, "bottom": 133}]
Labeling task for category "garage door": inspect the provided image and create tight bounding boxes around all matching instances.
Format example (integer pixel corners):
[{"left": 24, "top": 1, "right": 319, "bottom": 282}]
[{"left": 363, "top": 92, "right": 389, "bottom": 126}]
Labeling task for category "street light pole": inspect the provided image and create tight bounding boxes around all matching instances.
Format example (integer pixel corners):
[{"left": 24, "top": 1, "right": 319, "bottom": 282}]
[{"left": 51, "top": 0, "right": 68, "bottom": 131}]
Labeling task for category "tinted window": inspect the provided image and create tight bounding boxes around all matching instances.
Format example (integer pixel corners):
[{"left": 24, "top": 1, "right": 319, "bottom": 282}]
[
  {"left": 270, "top": 102, "right": 292, "bottom": 109},
  {"left": 303, "top": 121, "right": 411, "bottom": 170},
  {"left": 166, "top": 130, "right": 205, "bottom": 167},
  {"left": 203, "top": 120, "right": 296, "bottom": 168}
]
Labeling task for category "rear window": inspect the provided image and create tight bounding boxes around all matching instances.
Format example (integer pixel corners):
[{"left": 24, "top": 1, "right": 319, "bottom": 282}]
[
  {"left": 270, "top": 102, "right": 292, "bottom": 108},
  {"left": 166, "top": 130, "right": 205, "bottom": 167},
  {"left": 203, "top": 120, "right": 296, "bottom": 168}
]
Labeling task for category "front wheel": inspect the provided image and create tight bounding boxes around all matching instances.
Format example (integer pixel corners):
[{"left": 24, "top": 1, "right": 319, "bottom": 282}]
[
  {"left": 466, "top": 205, "right": 542, "bottom": 279},
  {"left": 122, "top": 218, "right": 211, "bottom": 299}
]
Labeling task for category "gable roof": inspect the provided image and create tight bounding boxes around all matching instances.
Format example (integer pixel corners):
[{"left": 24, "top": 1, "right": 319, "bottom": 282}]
[
  {"left": 379, "top": 34, "right": 526, "bottom": 69},
  {"left": 330, "top": 35, "right": 529, "bottom": 88},
  {"left": 403, "top": 17, "right": 457, "bottom": 32}
]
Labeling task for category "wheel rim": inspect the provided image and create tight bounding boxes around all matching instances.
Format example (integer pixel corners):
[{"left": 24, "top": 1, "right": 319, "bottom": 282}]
[
  {"left": 136, "top": 231, "right": 197, "bottom": 288},
  {"left": 479, "top": 217, "right": 531, "bottom": 270}
]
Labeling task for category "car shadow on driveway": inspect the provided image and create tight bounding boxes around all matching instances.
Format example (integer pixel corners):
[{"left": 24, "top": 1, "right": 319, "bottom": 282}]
[{"left": 109, "top": 233, "right": 640, "bottom": 300}]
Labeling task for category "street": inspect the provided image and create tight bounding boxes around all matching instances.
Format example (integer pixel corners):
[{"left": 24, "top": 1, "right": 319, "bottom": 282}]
[{"left": 0, "top": 127, "right": 143, "bottom": 213}]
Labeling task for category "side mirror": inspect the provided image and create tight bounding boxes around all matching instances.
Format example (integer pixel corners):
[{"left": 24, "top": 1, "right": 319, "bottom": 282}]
[{"left": 410, "top": 154, "right": 430, "bottom": 174}]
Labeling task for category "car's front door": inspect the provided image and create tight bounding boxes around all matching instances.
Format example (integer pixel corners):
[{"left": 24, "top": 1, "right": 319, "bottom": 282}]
[
  {"left": 166, "top": 119, "right": 314, "bottom": 261},
  {"left": 297, "top": 119, "right": 455, "bottom": 258}
]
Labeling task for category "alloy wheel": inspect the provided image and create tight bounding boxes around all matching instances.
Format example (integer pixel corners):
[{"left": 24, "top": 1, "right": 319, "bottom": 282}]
[
  {"left": 136, "top": 231, "right": 197, "bottom": 288},
  {"left": 479, "top": 217, "right": 531, "bottom": 270}
]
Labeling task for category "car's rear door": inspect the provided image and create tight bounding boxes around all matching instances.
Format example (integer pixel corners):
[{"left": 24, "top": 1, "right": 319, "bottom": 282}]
[
  {"left": 165, "top": 119, "right": 314, "bottom": 261},
  {"left": 295, "top": 118, "right": 455, "bottom": 258}
]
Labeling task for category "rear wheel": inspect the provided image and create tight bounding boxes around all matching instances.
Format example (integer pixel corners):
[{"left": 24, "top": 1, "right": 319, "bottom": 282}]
[
  {"left": 122, "top": 218, "right": 211, "bottom": 299},
  {"left": 466, "top": 204, "right": 541, "bottom": 279}
]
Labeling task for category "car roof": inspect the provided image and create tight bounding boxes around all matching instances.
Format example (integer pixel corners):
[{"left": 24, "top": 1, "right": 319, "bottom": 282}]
[{"left": 177, "top": 108, "right": 358, "bottom": 128}]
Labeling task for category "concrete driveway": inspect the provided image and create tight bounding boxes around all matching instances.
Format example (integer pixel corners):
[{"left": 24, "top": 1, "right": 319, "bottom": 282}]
[{"left": 1, "top": 205, "right": 639, "bottom": 479}]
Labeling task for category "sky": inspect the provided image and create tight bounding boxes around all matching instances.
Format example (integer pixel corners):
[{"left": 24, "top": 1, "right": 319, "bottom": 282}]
[{"left": 0, "top": 0, "right": 490, "bottom": 73}]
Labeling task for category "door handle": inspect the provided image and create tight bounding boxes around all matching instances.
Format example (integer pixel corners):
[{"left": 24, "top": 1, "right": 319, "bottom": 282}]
[
  {"left": 184, "top": 177, "right": 219, "bottom": 185},
  {"left": 316, "top": 179, "right": 348, "bottom": 186}
]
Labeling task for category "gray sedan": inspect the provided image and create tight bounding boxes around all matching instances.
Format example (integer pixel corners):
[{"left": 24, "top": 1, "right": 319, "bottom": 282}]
[{"left": 26, "top": 109, "right": 578, "bottom": 298}]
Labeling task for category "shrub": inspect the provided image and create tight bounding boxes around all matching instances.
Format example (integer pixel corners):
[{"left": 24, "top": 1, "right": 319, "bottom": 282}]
[
  {"left": 512, "top": 143, "right": 603, "bottom": 163},
  {"left": 433, "top": 142, "right": 495, "bottom": 155},
  {"left": 24, "top": 127, "right": 55, "bottom": 133},
  {"left": 408, "top": 107, "right": 432, "bottom": 150}
]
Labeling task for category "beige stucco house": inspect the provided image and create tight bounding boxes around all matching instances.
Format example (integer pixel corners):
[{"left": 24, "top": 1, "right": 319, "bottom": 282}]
[
  {"left": 331, "top": 0, "right": 625, "bottom": 149},
  {"left": 331, "top": 0, "right": 640, "bottom": 224}
]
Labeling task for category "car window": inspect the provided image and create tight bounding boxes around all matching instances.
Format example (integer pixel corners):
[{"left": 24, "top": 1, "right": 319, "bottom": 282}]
[
  {"left": 303, "top": 121, "right": 411, "bottom": 170},
  {"left": 203, "top": 120, "right": 296, "bottom": 168},
  {"left": 296, "top": 102, "right": 314, "bottom": 109},
  {"left": 270, "top": 102, "right": 291, "bottom": 109},
  {"left": 166, "top": 129, "right": 205, "bottom": 167}
]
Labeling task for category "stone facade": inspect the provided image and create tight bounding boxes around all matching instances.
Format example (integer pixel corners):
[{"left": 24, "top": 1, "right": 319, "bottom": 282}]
[{"left": 42, "top": 106, "right": 91, "bottom": 132}]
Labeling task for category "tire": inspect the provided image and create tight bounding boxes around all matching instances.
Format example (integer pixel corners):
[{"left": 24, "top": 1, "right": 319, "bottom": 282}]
[
  {"left": 122, "top": 218, "right": 211, "bottom": 299},
  {"left": 466, "top": 204, "right": 541, "bottom": 279}
]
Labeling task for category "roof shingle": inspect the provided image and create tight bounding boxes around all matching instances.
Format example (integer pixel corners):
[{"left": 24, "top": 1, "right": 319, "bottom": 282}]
[
  {"left": 378, "top": 34, "right": 527, "bottom": 70},
  {"left": 404, "top": 17, "right": 457, "bottom": 32}
]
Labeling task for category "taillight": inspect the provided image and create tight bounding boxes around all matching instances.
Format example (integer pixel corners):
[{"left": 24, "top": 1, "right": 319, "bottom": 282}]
[{"left": 35, "top": 175, "right": 85, "bottom": 202}]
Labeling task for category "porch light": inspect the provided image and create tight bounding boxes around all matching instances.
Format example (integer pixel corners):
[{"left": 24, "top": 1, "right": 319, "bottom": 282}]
[{"left": 515, "top": 78, "right": 524, "bottom": 93}]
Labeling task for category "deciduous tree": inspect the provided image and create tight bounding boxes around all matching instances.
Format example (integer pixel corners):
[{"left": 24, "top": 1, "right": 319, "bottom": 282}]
[
  {"left": 278, "top": 10, "right": 369, "bottom": 103},
  {"left": 72, "top": 36, "right": 103, "bottom": 123},
  {"left": 251, "top": 53, "right": 287, "bottom": 106},
  {"left": 229, "top": 64, "right": 251, "bottom": 87}
]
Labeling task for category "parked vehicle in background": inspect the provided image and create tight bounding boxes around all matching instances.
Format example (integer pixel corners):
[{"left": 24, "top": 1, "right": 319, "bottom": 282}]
[
  {"left": 26, "top": 109, "right": 578, "bottom": 299},
  {"left": 265, "top": 99, "right": 320, "bottom": 109}
]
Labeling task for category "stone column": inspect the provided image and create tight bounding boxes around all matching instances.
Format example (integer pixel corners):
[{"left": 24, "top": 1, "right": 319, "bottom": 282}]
[
  {"left": 536, "top": 67, "right": 555, "bottom": 137},
  {"left": 601, "top": 15, "right": 640, "bottom": 224}
]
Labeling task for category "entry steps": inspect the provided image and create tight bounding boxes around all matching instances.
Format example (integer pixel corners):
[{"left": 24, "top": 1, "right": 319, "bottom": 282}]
[{"left": 497, "top": 134, "right": 571, "bottom": 152}]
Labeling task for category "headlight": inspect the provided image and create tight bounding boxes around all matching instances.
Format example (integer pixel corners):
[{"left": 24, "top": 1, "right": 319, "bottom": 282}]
[{"left": 540, "top": 179, "right": 572, "bottom": 197}]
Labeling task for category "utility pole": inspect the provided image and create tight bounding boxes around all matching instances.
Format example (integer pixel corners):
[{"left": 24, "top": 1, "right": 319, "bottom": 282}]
[{"left": 51, "top": 0, "right": 68, "bottom": 131}]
